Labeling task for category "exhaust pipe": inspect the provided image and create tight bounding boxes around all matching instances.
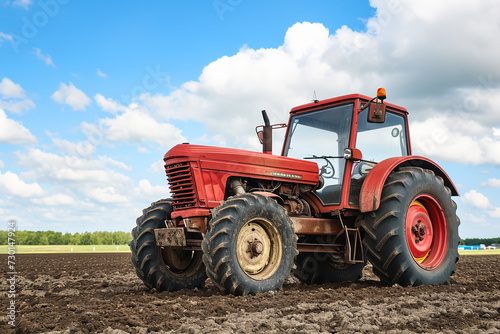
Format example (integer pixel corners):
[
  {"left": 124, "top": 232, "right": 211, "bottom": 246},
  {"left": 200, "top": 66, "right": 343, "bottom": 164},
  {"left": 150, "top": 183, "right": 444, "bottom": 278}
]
[{"left": 262, "top": 110, "right": 272, "bottom": 154}]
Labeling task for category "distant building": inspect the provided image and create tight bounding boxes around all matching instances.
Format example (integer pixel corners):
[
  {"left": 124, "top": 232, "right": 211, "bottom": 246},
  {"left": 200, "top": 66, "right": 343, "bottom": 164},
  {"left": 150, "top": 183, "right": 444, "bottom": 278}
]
[{"left": 458, "top": 244, "right": 486, "bottom": 250}]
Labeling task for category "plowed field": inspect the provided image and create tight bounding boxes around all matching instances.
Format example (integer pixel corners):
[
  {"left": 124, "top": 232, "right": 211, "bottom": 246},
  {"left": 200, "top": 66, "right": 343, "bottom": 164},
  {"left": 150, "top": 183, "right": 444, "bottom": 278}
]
[{"left": 1, "top": 253, "right": 499, "bottom": 333}]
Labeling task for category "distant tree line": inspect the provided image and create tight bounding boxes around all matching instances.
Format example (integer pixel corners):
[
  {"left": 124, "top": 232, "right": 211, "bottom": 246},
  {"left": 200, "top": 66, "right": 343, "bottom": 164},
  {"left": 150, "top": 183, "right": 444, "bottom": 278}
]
[
  {"left": 460, "top": 237, "right": 500, "bottom": 246},
  {"left": 0, "top": 230, "right": 132, "bottom": 245}
]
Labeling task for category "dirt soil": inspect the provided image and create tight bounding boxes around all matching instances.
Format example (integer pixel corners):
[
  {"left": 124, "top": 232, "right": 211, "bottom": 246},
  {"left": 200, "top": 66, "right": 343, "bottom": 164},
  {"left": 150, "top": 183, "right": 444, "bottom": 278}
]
[{"left": 1, "top": 253, "right": 500, "bottom": 334}]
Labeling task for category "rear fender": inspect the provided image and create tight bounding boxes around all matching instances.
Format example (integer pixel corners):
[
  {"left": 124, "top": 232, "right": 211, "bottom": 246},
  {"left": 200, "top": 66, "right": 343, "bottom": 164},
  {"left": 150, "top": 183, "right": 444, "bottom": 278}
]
[{"left": 359, "top": 156, "right": 459, "bottom": 213}]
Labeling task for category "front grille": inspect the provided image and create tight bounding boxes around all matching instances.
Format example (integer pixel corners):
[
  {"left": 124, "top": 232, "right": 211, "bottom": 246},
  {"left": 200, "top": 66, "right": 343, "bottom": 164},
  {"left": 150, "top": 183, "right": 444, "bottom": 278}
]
[{"left": 165, "top": 162, "right": 197, "bottom": 209}]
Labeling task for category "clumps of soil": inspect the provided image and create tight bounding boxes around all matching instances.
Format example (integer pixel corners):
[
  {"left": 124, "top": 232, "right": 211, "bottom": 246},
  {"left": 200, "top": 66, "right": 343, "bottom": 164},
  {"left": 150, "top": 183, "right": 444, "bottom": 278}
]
[{"left": 1, "top": 253, "right": 499, "bottom": 333}]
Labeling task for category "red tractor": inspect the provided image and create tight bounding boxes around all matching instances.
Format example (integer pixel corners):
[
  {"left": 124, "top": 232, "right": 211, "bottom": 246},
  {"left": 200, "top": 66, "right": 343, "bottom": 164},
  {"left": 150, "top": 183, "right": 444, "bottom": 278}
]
[{"left": 130, "top": 89, "right": 460, "bottom": 295}]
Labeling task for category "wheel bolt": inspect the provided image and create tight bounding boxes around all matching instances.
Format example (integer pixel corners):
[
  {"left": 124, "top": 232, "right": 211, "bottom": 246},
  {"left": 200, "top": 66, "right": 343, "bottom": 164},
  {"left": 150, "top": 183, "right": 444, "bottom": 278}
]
[
  {"left": 412, "top": 225, "right": 419, "bottom": 237},
  {"left": 418, "top": 223, "right": 426, "bottom": 237},
  {"left": 247, "top": 240, "right": 263, "bottom": 258},
  {"left": 251, "top": 240, "right": 263, "bottom": 255}
]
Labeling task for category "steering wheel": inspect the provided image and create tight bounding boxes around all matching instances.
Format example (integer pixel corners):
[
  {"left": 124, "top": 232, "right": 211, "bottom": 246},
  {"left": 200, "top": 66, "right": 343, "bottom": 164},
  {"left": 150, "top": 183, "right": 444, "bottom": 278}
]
[{"left": 319, "top": 158, "right": 335, "bottom": 179}]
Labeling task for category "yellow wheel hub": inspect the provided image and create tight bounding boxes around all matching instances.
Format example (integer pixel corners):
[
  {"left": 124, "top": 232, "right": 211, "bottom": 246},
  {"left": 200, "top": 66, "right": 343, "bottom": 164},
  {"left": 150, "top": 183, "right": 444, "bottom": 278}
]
[{"left": 236, "top": 219, "right": 282, "bottom": 280}]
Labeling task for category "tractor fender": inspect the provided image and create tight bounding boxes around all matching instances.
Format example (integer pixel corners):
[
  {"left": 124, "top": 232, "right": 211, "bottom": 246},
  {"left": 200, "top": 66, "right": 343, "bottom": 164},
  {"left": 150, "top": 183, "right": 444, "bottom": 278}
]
[{"left": 359, "top": 156, "right": 459, "bottom": 213}]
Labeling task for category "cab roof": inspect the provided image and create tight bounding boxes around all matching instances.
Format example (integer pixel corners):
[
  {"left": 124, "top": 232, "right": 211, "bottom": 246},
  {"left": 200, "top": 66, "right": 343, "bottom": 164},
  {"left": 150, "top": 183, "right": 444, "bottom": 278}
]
[{"left": 290, "top": 93, "right": 408, "bottom": 115}]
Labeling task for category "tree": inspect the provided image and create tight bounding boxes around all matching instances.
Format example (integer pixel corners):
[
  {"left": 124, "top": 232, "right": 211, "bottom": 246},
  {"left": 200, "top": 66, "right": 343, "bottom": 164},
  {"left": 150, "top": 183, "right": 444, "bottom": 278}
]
[
  {"left": 0, "top": 230, "right": 135, "bottom": 245},
  {"left": 46, "top": 231, "right": 64, "bottom": 245},
  {"left": 79, "top": 232, "right": 92, "bottom": 245},
  {"left": 0, "top": 231, "right": 7, "bottom": 245}
]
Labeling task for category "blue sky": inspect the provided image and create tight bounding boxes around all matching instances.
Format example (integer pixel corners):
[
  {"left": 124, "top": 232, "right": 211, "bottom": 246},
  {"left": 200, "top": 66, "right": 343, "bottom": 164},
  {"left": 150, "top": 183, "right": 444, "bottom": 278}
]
[{"left": 0, "top": 0, "right": 499, "bottom": 238}]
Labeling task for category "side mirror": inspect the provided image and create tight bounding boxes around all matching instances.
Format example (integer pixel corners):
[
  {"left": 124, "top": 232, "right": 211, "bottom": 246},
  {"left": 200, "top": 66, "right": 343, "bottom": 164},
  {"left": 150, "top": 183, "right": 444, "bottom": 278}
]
[
  {"left": 361, "top": 88, "right": 387, "bottom": 123},
  {"left": 367, "top": 102, "right": 386, "bottom": 123},
  {"left": 360, "top": 162, "right": 375, "bottom": 176}
]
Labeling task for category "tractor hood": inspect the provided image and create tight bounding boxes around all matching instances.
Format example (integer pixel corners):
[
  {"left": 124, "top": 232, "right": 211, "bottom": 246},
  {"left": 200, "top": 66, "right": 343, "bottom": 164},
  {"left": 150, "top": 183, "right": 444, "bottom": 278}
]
[{"left": 164, "top": 143, "right": 319, "bottom": 185}]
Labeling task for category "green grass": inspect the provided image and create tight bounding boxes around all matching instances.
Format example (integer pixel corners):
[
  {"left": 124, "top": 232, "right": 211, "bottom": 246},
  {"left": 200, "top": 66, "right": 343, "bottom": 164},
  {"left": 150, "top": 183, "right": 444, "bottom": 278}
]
[
  {"left": 458, "top": 249, "right": 500, "bottom": 256},
  {"left": 0, "top": 244, "right": 131, "bottom": 254}
]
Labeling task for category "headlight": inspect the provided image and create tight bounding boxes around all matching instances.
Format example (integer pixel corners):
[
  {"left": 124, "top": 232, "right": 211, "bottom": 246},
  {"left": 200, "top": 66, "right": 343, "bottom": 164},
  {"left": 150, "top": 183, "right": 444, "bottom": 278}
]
[{"left": 343, "top": 148, "right": 363, "bottom": 160}]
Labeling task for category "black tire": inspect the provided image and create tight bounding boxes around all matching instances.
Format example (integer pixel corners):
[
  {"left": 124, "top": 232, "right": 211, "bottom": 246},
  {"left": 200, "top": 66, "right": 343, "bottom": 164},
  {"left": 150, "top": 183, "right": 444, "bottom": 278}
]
[
  {"left": 202, "top": 193, "right": 297, "bottom": 295},
  {"left": 362, "top": 167, "right": 460, "bottom": 286},
  {"left": 294, "top": 236, "right": 365, "bottom": 284},
  {"left": 130, "top": 199, "right": 207, "bottom": 292},
  {"left": 130, "top": 224, "right": 153, "bottom": 290}
]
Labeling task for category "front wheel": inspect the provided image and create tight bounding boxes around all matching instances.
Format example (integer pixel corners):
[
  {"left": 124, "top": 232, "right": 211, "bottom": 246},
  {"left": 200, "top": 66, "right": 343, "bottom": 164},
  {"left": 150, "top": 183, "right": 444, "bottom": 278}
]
[
  {"left": 130, "top": 199, "right": 207, "bottom": 292},
  {"left": 362, "top": 167, "right": 460, "bottom": 286},
  {"left": 202, "top": 193, "right": 297, "bottom": 295}
]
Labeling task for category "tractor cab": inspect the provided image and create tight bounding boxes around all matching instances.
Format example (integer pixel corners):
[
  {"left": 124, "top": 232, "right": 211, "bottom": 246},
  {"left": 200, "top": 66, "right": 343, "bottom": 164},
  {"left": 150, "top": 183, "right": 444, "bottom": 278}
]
[{"left": 282, "top": 89, "right": 410, "bottom": 211}]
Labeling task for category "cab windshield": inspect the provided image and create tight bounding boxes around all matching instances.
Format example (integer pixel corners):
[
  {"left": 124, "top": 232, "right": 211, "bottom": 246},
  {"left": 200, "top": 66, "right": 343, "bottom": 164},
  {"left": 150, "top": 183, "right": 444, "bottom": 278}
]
[{"left": 284, "top": 103, "right": 353, "bottom": 205}]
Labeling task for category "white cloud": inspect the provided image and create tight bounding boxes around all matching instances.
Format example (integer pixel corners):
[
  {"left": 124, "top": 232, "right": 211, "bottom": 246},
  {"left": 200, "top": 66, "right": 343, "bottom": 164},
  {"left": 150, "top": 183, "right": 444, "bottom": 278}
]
[
  {"left": 96, "top": 69, "right": 107, "bottom": 78},
  {"left": 82, "top": 101, "right": 185, "bottom": 147},
  {"left": 0, "top": 160, "right": 4, "bottom": 169},
  {"left": 411, "top": 117, "right": 500, "bottom": 166},
  {"left": 0, "top": 171, "right": 45, "bottom": 198},
  {"left": 0, "top": 109, "right": 37, "bottom": 144},
  {"left": 94, "top": 94, "right": 126, "bottom": 113},
  {"left": 32, "top": 194, "right": 76, "bottom": 206},
  {"left": 51, "top": 82, "right": 92, "bottom": 111},
  {"left": 489, "top": 208, "right": 500, "bottom": 218},
  {"left": 9, "top": 148, "right": 136, "bottom": 219},
  {"left": 0, "top": 98, "right": 36, "bottom": 114},
  {"left": 52, "top": 138, "right": 96, "bottom": 158},
  {"left": 462, "top": 190, "right": 491, "bottom": 209},
  {"left": 480, "top": 178, "right": 500, "bottom": 188},
  {"left": 147, "top": 160, "right": 165, "bottom": 174},
  {"left": 12, "top": 0, "right": 32, "bottom": 10},
  {"left": 54, "top": 168, "right": 109, "bottom": 182},
  {"left": 87, "top": 187, "right": 129, "bottom": 204},
  {"left": 462, "top": 213, "right": 487, "bottom": 225},
  {"left": 0, "top": 78, "right": 25, "bottom": 99},
  {"left": 98, "top": 156, "right": 133, "bottom": 171},
  {"left": 0, "top": 78, "right": 35, "bottom": 114},
  {"left": 137, "top": 179, "right": 170, "bottom": 197},
  {"left": 33, "top": 48, "right": 56, "bottom": 67},
  {"left": 15, "top": 149, "right": 132, "bottom": 186},
  {"left": 0, "top": 32, "right": 13, "bottom": 44}
]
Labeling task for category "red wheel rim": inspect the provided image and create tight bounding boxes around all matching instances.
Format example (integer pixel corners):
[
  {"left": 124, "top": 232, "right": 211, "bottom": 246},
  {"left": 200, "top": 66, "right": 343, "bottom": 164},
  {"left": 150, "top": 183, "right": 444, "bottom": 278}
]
[{"left": 406, "top": 195, "right": 447, "bottom": 269}]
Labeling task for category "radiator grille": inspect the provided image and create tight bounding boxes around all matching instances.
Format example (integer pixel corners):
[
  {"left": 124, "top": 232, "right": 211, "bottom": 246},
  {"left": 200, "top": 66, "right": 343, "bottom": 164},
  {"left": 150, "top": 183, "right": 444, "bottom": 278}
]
[{"left": 165, "top": 162, "right": 197, "bottom": 209}]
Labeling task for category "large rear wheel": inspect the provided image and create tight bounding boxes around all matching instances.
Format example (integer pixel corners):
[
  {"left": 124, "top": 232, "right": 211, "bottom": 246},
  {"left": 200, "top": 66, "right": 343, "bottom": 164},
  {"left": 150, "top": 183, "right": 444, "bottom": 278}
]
[
  {"left": 362, "top": 167, "right": 460, "bottom": 286},
  {"left": 130, "top": 199, "right": 207, "bottom": 291},
  {"left": 202, "top": 193, "right": 297, "bottom": 295}
]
